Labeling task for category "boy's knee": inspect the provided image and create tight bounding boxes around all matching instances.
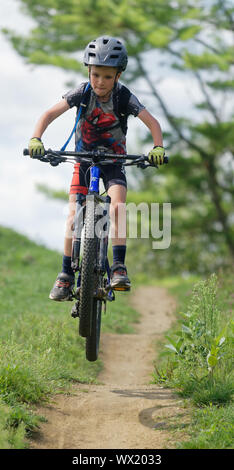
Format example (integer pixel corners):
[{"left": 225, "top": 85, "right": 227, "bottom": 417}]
[
  {"left": 110, "top": 201, "right": 126, "bottom": 218},
  {"left": 65, "top": 211, "right": 75, "bottom": 238}
]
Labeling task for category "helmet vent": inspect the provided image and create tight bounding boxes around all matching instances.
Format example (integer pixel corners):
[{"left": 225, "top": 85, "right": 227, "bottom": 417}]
[
  {"left": 89, "top": 44, "right": 96, "bottom": 48},
  {"left": 113, "top": 46, "right": 122, "bottom": 50},
  {"left": 103, "top": 39, "right": 109, "bottom": 44},
  {"left": 88, "top": 52, "right": 96, "bottom": 57}
]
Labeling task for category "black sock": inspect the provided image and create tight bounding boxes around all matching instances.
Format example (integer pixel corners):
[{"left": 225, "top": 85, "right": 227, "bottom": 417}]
[
  {"left": 62, "top": 255, "right": 74, "bottom": 276},
  {"left": 113, "top": 245, "right": 126, "bottom": 265}
]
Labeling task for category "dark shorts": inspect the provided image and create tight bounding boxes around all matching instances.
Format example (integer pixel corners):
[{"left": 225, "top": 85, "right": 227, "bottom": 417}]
[{"left": 70, "top": 162, "right": 127, "bottom": 195}]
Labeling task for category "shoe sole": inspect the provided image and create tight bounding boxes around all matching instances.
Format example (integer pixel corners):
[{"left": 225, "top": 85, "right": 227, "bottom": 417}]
[
  {"left": 113, "top": 286, "right": 131, "bottom": 291},
  {"left": 111, "top": 281, "right": 131, "bottom": 292},
  {"left": 49, "top": 290, "right": 74, "bottom": 301},
  {"left": 49, "top": 294, "right": 70, "bottom": 301}
]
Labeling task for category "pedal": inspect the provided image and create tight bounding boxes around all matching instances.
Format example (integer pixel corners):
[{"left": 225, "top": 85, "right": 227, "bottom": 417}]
[
  {"left": 74, "top": 287, "right": 81, "bottom": 300},
  {"left": 68, "top": 291, "right": 74, "bottom": 301},
  {"left": 107, "top": 290, "right": 115, "bottom": 301},
  {"left": 71, "top": 301, "right": 79, "bottom": 318},
  {"left": 112, "top": 286, "right": 131, "bottom": 292}
]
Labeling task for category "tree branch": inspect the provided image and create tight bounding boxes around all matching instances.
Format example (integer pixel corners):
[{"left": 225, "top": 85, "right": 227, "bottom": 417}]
[
  {"left": 194, "top": 71, "right": 221, "bottom": 123},
  {"left": 165, "top": 45, "right": 222, "bottom": 124},
  {"left": 135, "top": 54, "right": 211, "bottom": 160},
  {"left": 135, "top": 54, "right": 234, "bottom": 256},
  {"left": 217, "top": 0, "right": 234, "bottom": 32}
]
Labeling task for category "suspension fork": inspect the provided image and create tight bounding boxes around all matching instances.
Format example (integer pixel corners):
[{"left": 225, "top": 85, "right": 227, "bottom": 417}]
[
  {"left": 71, "top": 193, "right": 86, "bottom": 272},
  {"left": 98, "top": 195, "right": 111, "bottom": 272}
]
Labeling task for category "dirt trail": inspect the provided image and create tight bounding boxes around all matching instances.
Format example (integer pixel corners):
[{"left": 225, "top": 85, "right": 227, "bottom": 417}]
[{"left": 30, "top": 286, "right": 187, "bottom": 449}]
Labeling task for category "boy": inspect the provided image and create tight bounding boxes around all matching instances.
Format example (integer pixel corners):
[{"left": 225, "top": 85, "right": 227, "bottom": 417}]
[{"left": 28, "top": 36, "right": 165, "bottom": 301}]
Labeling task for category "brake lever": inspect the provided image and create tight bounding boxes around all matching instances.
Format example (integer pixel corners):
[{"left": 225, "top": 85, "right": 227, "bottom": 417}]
[
  {"left": 49, "top": 159, "right": 60, "bottom": 167},
  {"left": 47, "top": 149, "right": 66, "bottom": 166},
  {"left": 137, "top": 162, "right": 158, "bottom": 169}
]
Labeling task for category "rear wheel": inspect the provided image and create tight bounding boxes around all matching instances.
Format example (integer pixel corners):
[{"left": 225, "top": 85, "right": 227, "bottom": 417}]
[{"left": 86, "top": 299, "right": 102, "bottom": 361}]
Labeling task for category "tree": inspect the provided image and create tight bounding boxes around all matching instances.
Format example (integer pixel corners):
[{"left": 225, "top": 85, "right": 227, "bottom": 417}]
[{"left": 4, "top": 0, "right": 234, "bottom": 274}]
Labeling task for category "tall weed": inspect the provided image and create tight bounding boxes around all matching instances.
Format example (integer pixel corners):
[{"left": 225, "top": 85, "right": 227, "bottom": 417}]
[{"left": 154, "top": 273, "right": 233, "bottom": 406}]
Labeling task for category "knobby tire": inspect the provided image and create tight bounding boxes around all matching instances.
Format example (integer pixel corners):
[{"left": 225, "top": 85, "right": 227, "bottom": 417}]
[
  {"left": 86, "top": 299, "right": 102, "bottom": 361},
  {"left": 79, "top": 198, "right": 98, "bottom": 337}
]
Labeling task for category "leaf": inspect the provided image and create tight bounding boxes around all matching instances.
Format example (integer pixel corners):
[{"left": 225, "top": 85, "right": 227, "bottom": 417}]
[
  {"left": 147, "top": 27, "right": 173, "bottom": 47},
  {"left": 178, "top": 25, "right": 201, "bottom": 41},
  {"left": 165, "top": 335, "right": 178, "bottom": 349},
  {"left": 215, "top": 326, "right": 227, "bottom": 346},
  {"left": 218, "top": 337, "right": 226, "bottom": 347},
  {"left": 207, "top": 353, "right": 217, "bottom": 368},
  {"left": 183, "top": 51, "right": 230, "bottom": 71},
  {"left": 182, "top": 8, "right": 203, "bottom": 20},
  {"left": 210, "top": 344, "right": 218, "bottom": 356},
  {"left": 207, "top": 79, "right": 234, "bottom": 90},
  {"left": 165, "top": 344, "right": 178, "bottom": 354},
  {"left": 182, "top": 324, "right": 192, "bottom": 335},
  {"left": 29, "top": 51, "right": 83, "bottom": 71},
  {"left": 174, "top": 330, "right": 183, "bottom": 337}
]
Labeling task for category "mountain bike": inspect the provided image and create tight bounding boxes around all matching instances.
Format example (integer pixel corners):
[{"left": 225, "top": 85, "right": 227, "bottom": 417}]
[{"left": 23, "top": 148, "right": 168, "bottom": 361}]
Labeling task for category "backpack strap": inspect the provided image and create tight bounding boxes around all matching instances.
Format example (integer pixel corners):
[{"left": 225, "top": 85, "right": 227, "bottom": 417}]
[
  {"left": 60, "top": 82, "right": 91, "bottom": 151},
  {"left": 79, "top": 82, "right": 91, "bottom": 116},
  {"left": 113, "top": 84, "right": 131, "bottom": 135}
]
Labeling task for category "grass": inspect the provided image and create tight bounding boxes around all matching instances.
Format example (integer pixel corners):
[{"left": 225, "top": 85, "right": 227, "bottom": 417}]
[
  {"left": 1, "top": 224, "right": 233, "bottom": 449},
  {"left": 0, "top": 225, "right": 139, "bottom": 448},
  {"left": 152, "top": 268, "right": 234, "bottom": 449},
  {"left": 180, "top": 403, "right": 234, "bottom": 449}
]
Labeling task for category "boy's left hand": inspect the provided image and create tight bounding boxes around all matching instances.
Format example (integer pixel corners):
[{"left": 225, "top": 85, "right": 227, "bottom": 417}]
[{"left": 148, "top": 146, "right": 165, "bottom": 166}]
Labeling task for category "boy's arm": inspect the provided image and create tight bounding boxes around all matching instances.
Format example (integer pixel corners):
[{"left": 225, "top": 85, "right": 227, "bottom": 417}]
[
  {"left": 137, "top": 109, "right": 165, "bottom": 165},
  {"left": 29, "top": 99, "right": 70, "bottom": 157},
  {"left": 137, "top": 109, "right": 163, "bottom": 147},
  {"left": 32, "top": 99, "right": 70, "bottom": 139}
]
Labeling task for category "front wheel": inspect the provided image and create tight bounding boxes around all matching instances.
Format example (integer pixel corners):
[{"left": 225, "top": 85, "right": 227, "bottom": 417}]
[
  {"left": 79, "top": 197, "right": 98, "bottom": 337},
  {"left": 86, "top": 299, "right": 102, "bottom": 361}
]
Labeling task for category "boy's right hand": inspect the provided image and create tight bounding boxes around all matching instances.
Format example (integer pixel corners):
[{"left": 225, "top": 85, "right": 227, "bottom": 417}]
[{"left": 28, "top": 137, "right": 45, "bottom": 158}]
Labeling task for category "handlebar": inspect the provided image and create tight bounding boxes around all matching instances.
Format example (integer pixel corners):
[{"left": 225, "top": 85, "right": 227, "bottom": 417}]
[{"left": 23, "top": 148, "right": 169, "bottom": 168}]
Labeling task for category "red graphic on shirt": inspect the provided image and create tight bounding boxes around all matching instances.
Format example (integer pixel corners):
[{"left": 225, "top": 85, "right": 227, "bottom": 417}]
[{"left": 80, "top": 107, "right": 126, "bottom": 154}]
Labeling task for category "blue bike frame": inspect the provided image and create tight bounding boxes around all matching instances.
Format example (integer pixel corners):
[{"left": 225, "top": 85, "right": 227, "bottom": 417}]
[
  {"left": 75, "top": 164, "right": 114, "bottom": 301},
  {"left": 89, "top": 165, "right": 101, "bottom": 193}
]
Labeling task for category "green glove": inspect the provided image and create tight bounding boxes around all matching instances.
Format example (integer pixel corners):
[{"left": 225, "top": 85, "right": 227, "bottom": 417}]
[
  {"left": 28, "top": 137, "right": 45, "bottom": 158},
  {"left": 148, "top": 146, "right": 165, "bottom": 166}
]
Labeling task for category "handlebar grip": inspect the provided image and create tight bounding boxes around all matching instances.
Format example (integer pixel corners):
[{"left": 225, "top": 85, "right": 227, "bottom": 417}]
[{"left": 23, "top": 148, "right": 29, "bottom": 156}]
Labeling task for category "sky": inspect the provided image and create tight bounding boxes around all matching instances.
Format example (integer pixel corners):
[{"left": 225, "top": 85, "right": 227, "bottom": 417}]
[
  {"left": 0, "top": 1, "right": 79, "bottom": 251},
  {"left": 0, "top": 0, "right": 203, "bottom": 253}
]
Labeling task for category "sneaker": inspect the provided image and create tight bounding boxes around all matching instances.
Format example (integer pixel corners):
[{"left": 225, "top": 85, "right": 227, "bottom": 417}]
[
  {"left": 49, "top": 272, "right": 75, "bottom": 301},
  {"left": 110, "top": 262, "right": 131, "bottom": 291}
]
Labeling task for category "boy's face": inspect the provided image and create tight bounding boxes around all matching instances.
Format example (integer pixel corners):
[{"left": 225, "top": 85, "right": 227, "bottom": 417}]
[{"left": 89, "top": 65, "right": 121, "bottom": 99}]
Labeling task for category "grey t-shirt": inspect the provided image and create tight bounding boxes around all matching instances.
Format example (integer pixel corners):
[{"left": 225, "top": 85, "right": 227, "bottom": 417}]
[{"left": 63, "top": 82, "right": 145, "bottom": 154}]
